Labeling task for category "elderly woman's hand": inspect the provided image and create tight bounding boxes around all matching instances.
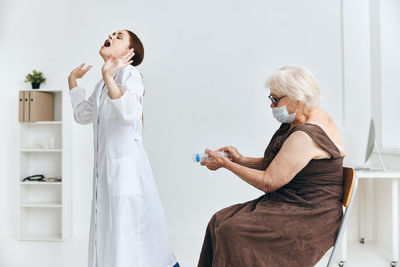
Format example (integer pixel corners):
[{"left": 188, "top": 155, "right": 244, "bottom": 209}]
[
  {"left": 200, "top": 149, "right": 229, "bottom": 171},
  {"left": 216, "top": 146, "right": 245, "bottom": 165}
]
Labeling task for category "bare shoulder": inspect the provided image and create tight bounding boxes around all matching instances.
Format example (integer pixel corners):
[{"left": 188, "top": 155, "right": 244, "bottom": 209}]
[
  {"left": 307, "top": 109, "right": 346, "bottom": 157},
  {"left": 284, "top": 130, "right": 313, "bottom": 145},
  {"left": 283, "top": 130, "right": 331, "bottom": 160}
]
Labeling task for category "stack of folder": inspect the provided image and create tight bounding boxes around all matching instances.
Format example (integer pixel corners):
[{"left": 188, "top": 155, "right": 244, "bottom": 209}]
[{"left": 19, "top": 91, "right": 54, "bottom": 122}]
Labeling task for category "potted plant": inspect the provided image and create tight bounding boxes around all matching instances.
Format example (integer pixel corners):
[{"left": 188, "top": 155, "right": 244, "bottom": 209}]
[{"left": 24, "top": 70, "right": 46, "bottom": 89}]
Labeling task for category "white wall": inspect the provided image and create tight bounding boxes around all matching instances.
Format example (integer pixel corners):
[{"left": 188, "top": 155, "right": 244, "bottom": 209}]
[
  {"left": 0, "top": 0, "right": 344, "bottom": 236},
  {"left": 340, "top": 0, "right": 372, "bottom": 168},
  {"left": 380, "top": 0, "right": 400, "bottom": 150},
  {"left": 369, "top": 0, "right": 400, "bottom": 255},
  {"left": 0, "top": 0, "right": 397, "bottom": 266}
]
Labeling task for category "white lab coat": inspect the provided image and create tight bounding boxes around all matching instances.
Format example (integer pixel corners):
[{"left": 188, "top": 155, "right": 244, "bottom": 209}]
[{"left": 69, "top": 65, "right": 177, "bottom": 267}]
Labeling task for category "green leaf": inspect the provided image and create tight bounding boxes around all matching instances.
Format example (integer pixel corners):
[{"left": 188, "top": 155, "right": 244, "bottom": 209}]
[{"left": 24, "top": 69, "right": 46, "bottom": 84}]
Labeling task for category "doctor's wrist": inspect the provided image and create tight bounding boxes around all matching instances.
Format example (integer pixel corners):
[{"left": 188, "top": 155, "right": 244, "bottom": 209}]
[
  {"left": 102, "top": 73, "right": 114, "bottom": 82},
  {"left": 68, "top": 75, "right": 77, "bottom": 90}
]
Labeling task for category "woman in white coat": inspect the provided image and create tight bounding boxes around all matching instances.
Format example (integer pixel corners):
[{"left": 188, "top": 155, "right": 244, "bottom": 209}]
[{"left": 67, "top": 29, "right": 178, "bottom": 267}]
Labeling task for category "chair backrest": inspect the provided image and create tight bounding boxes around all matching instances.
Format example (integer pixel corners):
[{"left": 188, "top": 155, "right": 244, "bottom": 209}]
[
  {"left": 326, "top": 167, "right": 358, "bottom": 267},
  {"left": 342, "top": 167, "right": 356, "bottom": 207}
]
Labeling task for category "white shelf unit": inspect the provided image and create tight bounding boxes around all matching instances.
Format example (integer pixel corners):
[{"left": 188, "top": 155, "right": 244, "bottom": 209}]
[
  {"left": 17, "top": 89, "right": 72, "bottom": 241},
  {"left": 20, "top": 149, "right": 62, "bottom": 152}
]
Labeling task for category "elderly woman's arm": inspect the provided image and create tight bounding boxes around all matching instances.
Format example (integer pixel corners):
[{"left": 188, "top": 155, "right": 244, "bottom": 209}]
[
  {"left": 240, "top": 157, "right": 265, "bottom": 170},
  {"left": 216, "top": 146, "right": 265, "bottom": 170},
  {"left": 203, "top": 131, "right": 329, "bottom": 193}
]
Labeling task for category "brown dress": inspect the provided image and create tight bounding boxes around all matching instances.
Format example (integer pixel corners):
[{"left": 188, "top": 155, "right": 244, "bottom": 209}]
[{"left": 198, "top": 123, "right": 344, "bottom": 267}]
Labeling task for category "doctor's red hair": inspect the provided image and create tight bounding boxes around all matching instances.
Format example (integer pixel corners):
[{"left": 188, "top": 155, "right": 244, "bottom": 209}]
[{"left": 126, "top": 30, "right": 144, "bottom": 67}]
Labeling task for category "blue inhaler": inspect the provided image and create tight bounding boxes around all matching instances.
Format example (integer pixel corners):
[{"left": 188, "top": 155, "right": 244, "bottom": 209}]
[{"left": 192, "top": 151, "right": 230, "bottom": 163}]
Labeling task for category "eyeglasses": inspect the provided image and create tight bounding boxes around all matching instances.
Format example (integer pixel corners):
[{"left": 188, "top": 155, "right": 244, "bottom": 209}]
[{"left": 268, "top": 95, "right": 287, "bottom": 106}]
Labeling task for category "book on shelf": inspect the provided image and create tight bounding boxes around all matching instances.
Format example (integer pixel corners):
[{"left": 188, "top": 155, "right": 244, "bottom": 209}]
[{"left": 19, "top": 91, "right": 54, "bottom": 122}]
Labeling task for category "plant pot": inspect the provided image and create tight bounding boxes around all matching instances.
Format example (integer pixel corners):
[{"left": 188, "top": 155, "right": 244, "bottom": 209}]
[{"left": 31, "top": 82, "right": 41, "bottom": 89}]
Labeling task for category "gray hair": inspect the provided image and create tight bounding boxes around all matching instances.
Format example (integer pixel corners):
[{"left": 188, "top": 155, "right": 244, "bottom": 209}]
[{"left": 266, "top": 66, "right": 321, "bottom": 109}]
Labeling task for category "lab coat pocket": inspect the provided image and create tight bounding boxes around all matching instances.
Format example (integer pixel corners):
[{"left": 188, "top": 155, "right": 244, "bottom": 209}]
[
  {"left": 105, "top": 115, "right": 135, "bottom": 159},
  {"left": 108, "top": 156, "right": 143, "bottom": 196}
]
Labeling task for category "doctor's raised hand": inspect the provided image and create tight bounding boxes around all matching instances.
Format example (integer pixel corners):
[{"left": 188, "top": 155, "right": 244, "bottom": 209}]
[
  {"left": 101, "top": 49, "right": 135, "bottom": 77},
  {"left": 101, "top": 48, "right": 135, "bottom": 99},
  {"left": 68, "top": 63, "right": 92, "bottom": 90}
]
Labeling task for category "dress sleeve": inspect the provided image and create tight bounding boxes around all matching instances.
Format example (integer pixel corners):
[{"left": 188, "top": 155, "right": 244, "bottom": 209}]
[
  {"left": 289, "top": 124, "right": 342, "bottom": 159},
  {"left": 69, "top": 86, "right": 96, "bottom": 125},
  {"left": 107, "top": 68, "right": 144, "bottom": 125}
]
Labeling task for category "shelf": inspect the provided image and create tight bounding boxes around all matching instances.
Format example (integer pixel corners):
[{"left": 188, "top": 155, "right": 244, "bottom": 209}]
[
  {"left": 18, "top": 234, "right": 63, "bottom": 241},
  {"left": 20, "top": 202, "right": 61, "bottom": 208},
  {"left": 20, "top": 182, "right": 62, "bottom": 185},
  {"left": 20, "top": 149, "right": 62, "bottom": 152},
  {"left": 19, "top": 183, "right": 61, "bottom": 205},
  {"left": 22, "top": 89, "right": 62, "bottom": 93},
  {"left": 17, "top": 88, "right": 71, "bottom": 242},
  {"left": 18, "top": 207, "right": 62, "bottom": 241},
  {"left": 19, "top": 153, "right": 62, "bottom": 179},
  {"left": 20, "top": 121, "right": 62, "bottom": 125}
]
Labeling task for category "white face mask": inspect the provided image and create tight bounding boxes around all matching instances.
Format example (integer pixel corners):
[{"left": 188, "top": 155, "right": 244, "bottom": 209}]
[{"left": 272, "top": 103, "right": 296, "bottom": 123}]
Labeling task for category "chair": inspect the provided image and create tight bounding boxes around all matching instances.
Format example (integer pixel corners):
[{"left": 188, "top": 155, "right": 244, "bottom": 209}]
[{"left": 327, "top": 167, "right": 359, "bottom": 267}]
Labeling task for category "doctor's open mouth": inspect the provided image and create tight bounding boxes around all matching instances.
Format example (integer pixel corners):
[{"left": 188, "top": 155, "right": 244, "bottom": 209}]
[{"left": 103, "top": 40, "right": 111, "bottom": 47}]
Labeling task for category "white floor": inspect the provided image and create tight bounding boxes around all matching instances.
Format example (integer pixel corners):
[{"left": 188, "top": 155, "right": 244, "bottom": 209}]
[
  {"left": 316, "top": 242, "right": 395, "bottom": 267},
  {"left": 0, "top": 236, "right": 396, "bottom": 267},
  {"left": 0, "top": 236, "right": 87, "bottom": 267}
]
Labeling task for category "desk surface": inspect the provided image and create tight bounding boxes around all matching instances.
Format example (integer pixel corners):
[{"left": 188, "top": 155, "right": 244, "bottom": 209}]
[{"left": 357, "top": 169, "right": 400, "bottom": 178}]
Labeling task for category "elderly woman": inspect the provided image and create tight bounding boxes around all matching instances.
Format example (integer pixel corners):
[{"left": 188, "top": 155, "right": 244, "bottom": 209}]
[{"left": 198, "top": 66, "right": 346, "bottom": 267}]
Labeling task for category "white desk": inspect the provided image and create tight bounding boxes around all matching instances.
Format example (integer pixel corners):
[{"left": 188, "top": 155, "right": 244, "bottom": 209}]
[{"left": 355, "top": 170, "right": 400, "bottom": 267}]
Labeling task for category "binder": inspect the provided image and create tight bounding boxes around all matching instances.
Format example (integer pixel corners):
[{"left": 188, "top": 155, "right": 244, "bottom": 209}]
[
  {"left": 18, "top": 91, "right": 24, "bottom": 122},
  {"left": 29, "top": 91, "right": 54, "bottom": 122},
  {"left": 18, "top": 91, "right": 55, "bottom": 122},
  {"left": 23, "top": 91, "right": 30, "bottom": 122}
]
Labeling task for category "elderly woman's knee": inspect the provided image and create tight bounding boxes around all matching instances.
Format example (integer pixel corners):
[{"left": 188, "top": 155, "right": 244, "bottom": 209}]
[{"left": 207, "top": 204, "right": 246, "bottom": 235}]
